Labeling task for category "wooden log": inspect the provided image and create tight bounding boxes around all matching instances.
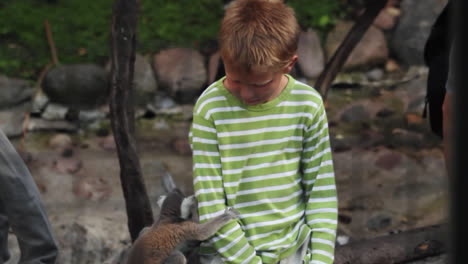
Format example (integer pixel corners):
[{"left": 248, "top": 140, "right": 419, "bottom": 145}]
[
  {"left": 110, "top": 0, "right": 154, "bottom": 242},
  {"left": 315, "top": 0, "right": 387, "bottom": 101},
  {"left": 334, "top": 224, "right": 448, "bottom": 264}
]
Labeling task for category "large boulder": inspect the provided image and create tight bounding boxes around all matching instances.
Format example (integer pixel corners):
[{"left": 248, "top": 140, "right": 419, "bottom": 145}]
[
  {"left": 105, "top": 54, "right": 158, "bottom": 107},
  {"left": 132, "top": 54, "right": 158, "bottom": 106},
  {"left": 153, "top": 48, "right": 207, "bottom": 104},
  {"left": 390, "top": 0, "right": 448, "bottom": 65},
  {"left": 326, "top": 21, "right": 388, "bottom": 70},
  {"left": 0, "top": 109, "right": 25, "bottom": 138},
  {"left": 297, "top": 29, "right": 325, "bottom": 79},
  {"left": 373, "top": 7, "right": 401, "bottom": 30},
  {"left": 43, "top": 64, "right": 109, "bottom": 109},
  {"left": 0, "top": 75, "right": 34, "bottom": 109}
]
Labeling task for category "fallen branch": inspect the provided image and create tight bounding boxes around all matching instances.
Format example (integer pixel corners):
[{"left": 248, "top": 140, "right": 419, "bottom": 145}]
[
  {"left": 335, "top": 224, "right": 448, "bottom": 264},
  {"left": 110, "top": 0, "right": 154, "bottom": 242}
]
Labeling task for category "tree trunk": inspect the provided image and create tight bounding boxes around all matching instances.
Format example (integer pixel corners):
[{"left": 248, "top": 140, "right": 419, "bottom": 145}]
[
  {"left": 315, "top": 0, "right": 387, "bottom": 101},
  {"left": 110, "top": 0, "right": 154, "bottom": 242},
  {"left": 335, "top": 224, "right": 448, "bottom": 264}
]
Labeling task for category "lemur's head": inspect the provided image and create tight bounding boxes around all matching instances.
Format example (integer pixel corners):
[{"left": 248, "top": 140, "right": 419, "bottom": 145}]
[{"left": 157, "top": 188, "right": 198, "bottom": 222}]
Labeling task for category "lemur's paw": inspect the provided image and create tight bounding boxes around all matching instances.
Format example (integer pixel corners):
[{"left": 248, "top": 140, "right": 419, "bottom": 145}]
[{"left": 224, "top": 207, "right": 240, "bottom": 219}]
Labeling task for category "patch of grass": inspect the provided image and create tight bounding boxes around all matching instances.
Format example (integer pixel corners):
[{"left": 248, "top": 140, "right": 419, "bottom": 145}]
[
  {"left": 288, "top": 0, "right": 347, "bottom": 33},
  {"left": 0, "top": 0, "right": 345, "bottom": 79},
  {"left": 0, "top": 0, "right": 223, "bottom": 79}
]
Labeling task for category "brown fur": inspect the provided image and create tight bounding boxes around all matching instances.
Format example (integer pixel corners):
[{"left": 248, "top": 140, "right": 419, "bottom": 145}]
[{"left": 125, "top": 189, "right": 238, "bottom": 264}]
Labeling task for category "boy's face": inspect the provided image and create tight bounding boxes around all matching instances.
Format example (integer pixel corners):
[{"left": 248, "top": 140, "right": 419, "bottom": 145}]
[{"left": 223, "top": 57, "right": 297, "bottom": 106}]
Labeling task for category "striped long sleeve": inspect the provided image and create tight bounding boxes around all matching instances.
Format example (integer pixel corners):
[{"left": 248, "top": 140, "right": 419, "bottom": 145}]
[
  {"left": 302, "top": 100, "right": 338, "bottom": 264},
  {"left": 190, "top": 75, "right": 338, "bottom": 264},
  {"left": 191, "top": 114, "right": 262, "bottom": 264}
]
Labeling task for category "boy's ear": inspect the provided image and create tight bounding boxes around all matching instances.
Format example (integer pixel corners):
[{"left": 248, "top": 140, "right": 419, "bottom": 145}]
[{"left": 283, "top": 55, "right": 298, "bottom": 73}]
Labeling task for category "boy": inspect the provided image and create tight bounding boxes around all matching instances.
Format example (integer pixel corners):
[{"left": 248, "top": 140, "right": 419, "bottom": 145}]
[{"left": 190, "top": 0, "right": 338, "bottom": 263}]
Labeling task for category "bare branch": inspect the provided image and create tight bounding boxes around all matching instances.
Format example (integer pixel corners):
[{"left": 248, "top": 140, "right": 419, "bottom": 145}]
[
  {"left": 110, "top": 0, "right": 154, "bottom": 242},
  {"left": 315, "top": 0, "right": 387, "bottom": 101}
]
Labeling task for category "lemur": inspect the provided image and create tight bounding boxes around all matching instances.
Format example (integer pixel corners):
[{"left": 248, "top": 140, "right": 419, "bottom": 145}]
[{"left": 125, "top": 188, "right": 238, "bottom": 264}]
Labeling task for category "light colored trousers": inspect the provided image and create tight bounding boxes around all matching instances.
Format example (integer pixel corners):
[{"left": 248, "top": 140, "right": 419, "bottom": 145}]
[
  {"left": 200, "top": 234, "right": 309, "bottom": 264},
  {"left": 0, "top": 130, "right": 58, "bottom": 264}
]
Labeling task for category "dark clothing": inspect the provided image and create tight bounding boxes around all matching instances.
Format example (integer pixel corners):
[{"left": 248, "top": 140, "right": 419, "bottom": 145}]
[
  {"left": 423, "top": 1, "right": 453, "bottom": 138},
  {"left": 0, "top": 130, "right": 58, "bottom": 264}
]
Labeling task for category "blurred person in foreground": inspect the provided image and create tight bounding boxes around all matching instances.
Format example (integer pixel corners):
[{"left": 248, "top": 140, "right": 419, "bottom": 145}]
[{"left": 0, "top": 129, "right": 58, "bottom": 264}]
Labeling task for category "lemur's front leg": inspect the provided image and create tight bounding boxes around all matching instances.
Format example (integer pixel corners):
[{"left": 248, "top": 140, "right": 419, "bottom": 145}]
[{"left": 192, "top": 207, "right": 239, "bottom": 241}]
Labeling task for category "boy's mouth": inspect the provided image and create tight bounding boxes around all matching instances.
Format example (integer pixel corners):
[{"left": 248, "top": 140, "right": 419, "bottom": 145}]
[{"left": 244, "top": 98, "right": 264, "bottom": 105}]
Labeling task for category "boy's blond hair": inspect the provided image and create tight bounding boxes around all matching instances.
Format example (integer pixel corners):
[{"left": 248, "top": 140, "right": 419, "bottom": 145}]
[{"left": 219, "top": 0, "right": 301, "bottom": 72}]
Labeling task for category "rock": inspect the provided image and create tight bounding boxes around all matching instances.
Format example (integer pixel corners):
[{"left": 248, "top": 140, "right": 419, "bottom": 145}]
[
  {"left": 0, "top": 110, "right": 25, "bottom": 138},
  {"left": 347, "top": 194, "right": 384, "bottom": 211},
  {"left": 31, "top": 89, "right": 49, "bottom": 115},
  {"left": 54, "top": 158, "right": 83, "bottom": 174},
  {"left": 336, "top": 235, "right": 350, "bottom": 246},
  {"left": 152, "top": 119, "right": 170, "bottom": 130},
  {"left": 390, "top": 0, "right": 448, "bottom": 65},
  {"left": 153, "top": 94, "right": 176, "bottom": 110},
  {"left": 54, "top": 217, "right": 128, "bottom": 264},
  {"left": 367, "top": 212, "right": 393, "bottom": 231},
  {"left": 357, "top": 130, "right": 385, "bottom": 149},
  {"left": 0, "top": 75, "right": 35, "bottom": 109},
  {"left": 330, "top": 134, "right": 353, "bottom": 152},
  {"left": 326, "top": 21, "right": 388, "bottom": 70},
  {"left": 338, "top": 214, "right": 352, "bottom": 224},
  {"left": 375, "top": 152, "right": 402, "bottom": 170},
  {"left": 397, "top": 72, "right": 428, "bottom": 113},
  {"left": 49, "top": 133, "right": 73, "bottom": 150},
  {"left": 297, "top": 28, "right": 325, "bottom": 78},
  {"left": 153, "top": 48, "right": 207, "bottom": 104},
  {"left": 78, "top": 109, "right": 107, "bottom": 123},
  {"left": 406, "top": 254, "right": 447, "bottom": 264},
  {"left": 41, "top": 103, "right": 69, "bottom": 121},
  {"left": 393, "top": 182, "right": 439, "bottom": 201},
  {"left": 373, "top": 7, "right": 400, "bottom": 30},
  {"left": 72, "top": 175, "right": 112, "bottom": 201},
  {"left": 105, "top": 54, "right": 158, "bottom": 107},
  {"left": 385, "top": 59, "right": 401, "bottom": 72},
  {"left": 376, "top": 108, "right": 395, "bottom": 118},
  {"left": 132, "top": 54, "right": 158, "bottom": 106},
  {"left": 366, "top": 68, "right": 384, "bottom": 82},
  {"left": 406, "top": 113, "right": 424, "bottom": 126},
  {"left": 61, "top": 148, "right": 74, "bottom": 158},
  {"left": 332, "top": 72, "right": 368, "bottom": 87},
  {"left": 27, "top": 118, "right": 78, "bottom": 133},
  {"left": 208, "top": 51, "right": 222, "bottom": 85},
  {"left": 390, "top": 128, "right": 425, "bottom": 148},
  {"left": 340, "top": 104, "right": 371, "bottom": 123},
  {"left": 43, "top": 64, "right": 109, "bottom": 109},
  {"left": 98, "top": 135, "right": 116, "bottom": 151}
]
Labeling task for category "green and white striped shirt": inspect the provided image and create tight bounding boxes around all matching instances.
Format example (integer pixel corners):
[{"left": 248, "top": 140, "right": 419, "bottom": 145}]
[{"left": 189, "top": 74, "right": 337, "bottom": 264}]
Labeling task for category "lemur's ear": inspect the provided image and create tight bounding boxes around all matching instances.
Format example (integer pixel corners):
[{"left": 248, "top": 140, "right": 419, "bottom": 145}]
[
  {"left": 157, "top": 195, "right": 167, "bottom": 208},
  {"left": 181, "top": 195, "right": 196, "bottom": 219}
]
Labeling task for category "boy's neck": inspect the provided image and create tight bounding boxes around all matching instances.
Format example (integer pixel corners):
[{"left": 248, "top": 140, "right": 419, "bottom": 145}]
[{"left": 270, "top": 74, "right": 288, "bottom": 101}]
